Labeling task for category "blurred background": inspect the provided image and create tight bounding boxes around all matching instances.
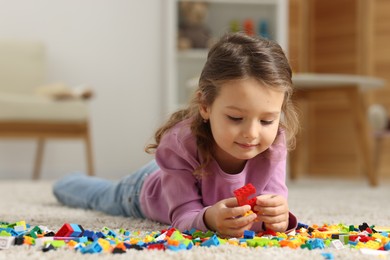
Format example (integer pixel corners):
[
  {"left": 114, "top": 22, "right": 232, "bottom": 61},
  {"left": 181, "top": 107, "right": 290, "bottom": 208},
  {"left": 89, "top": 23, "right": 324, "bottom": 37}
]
[
  {"left": 0, "top": 0, "right": 163, "bottom": 180},
  {"left": 0, "top": 0, "right": 389, "bottom": 183}
]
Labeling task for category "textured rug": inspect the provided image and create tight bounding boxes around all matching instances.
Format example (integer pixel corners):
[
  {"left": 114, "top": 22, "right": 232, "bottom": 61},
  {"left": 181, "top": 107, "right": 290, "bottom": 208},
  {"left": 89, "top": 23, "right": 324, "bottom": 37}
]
[{"left": 1, "top": 177, "right": 390, "bottom": 259}]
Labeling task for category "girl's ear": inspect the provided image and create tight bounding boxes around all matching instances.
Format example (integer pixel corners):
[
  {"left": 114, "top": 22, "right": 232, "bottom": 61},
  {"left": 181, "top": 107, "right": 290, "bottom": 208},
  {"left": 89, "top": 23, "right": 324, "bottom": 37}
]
[{"left": 197, "top": 91, "right": 209, "bottom": 120}]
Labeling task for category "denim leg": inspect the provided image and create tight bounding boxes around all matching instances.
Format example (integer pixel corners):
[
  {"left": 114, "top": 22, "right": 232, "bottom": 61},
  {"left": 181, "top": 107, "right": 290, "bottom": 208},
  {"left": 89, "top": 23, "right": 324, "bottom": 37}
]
[
  {"left": 53, "top": 173, "right": 127, "bottom": 216},
  {"left": 118, "top": 159, "right": 160, "bottom": 218},
  {"left": 53, "top": 159, "right": 159, "bottom": 218}
]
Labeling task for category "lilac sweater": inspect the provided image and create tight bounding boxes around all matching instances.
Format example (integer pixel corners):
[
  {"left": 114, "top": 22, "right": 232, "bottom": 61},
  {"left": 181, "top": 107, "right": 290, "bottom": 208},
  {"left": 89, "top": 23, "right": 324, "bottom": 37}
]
[{"left": 140, "top": 118, "right": 297, "bottom": 232}]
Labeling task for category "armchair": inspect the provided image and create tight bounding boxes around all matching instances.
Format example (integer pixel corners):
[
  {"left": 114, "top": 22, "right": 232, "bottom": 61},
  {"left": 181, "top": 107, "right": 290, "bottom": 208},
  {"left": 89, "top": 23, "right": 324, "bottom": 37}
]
[{"left": 0, "top": 40, "right": 94, "bottom": 179}]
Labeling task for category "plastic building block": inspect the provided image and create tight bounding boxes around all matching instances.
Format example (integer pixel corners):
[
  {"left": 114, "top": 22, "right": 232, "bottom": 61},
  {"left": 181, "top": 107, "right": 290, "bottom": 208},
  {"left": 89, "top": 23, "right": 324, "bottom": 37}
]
[
  {"left": 147, "top": 243, "right": 165, "bottom": 250},
  {"left": 102, "top": 227, "right": 117, "bottom": 238},
  {"left": 243, "top": 230, "right": 255, "bottom": 239},
  {"left": 200, "top": 234, "right": 220, "bottom": 247},
  {"left": 55, "top": 223, "right": 84, "bottom": 238},
  {"left": 70, "top": 224, "right": 84, "bottom": 237},
  {"left": 80, "top": 240, "right": 103, "bottom": 254},
  {"left": 42, "top": 243, "right": 56, "bottom": 252},
  {"left": 126, "top": 244, "right": 143, "bottom": 250},
  {"left": 29, "top": 226, "right": 43, "bottom": 238},
  {"left": 0, "top": 228, "right": 18, "bottom": 236},
  {"left": 308, "top": 238, "right": 325, "bottom": 249},
  {"left": 55, "top": 223, "right": 73, "bottom": 237},
  {"left": 233, "top": 183, "right": 257, "bottom": 210},
  {"left": 112, "top": 247, "right": 126, "bottom": 254},
  {"left": 154, "top": 231, "right": 167, "bottom": 241},
  {"left": 34, "top": 237, "right": 53, "bottom": 247},
  {"left": 263, "top": 229, "right": 277, "bottom": 236},
  {"left": 49, "top": 240, "right": 66, "bottom": 248},
  {"left": 297, "top": 222, "right": 309, "bottom": 230},
  {"left": 96, "top": 238, "right": 110, "bottom": 251},
  {"left": 95, "top": 231, "right": 106, "bottom": 239},
  {"left": 14, "top": 236, "right": 24, "bottom": 245},
  {"left": 321, "top": 252, "right": 334, "bottom": 260},
  {"left": 358, "top": 222, "right": 369, "bottom": 232},
  {"left": 23, "top": 236, "right": 34, "bottom": 245},
  {"left": 0, "top": 236, "right": 15, "bottom": 249},
  {"left": 167, "top": 243, "right": 187, "bottom": 251},
  {"left": 83, "top": 230, "right": 98, "bottom": 241},
  {"left": 330, "top": 239, "right": 344, "bottom": 250}
]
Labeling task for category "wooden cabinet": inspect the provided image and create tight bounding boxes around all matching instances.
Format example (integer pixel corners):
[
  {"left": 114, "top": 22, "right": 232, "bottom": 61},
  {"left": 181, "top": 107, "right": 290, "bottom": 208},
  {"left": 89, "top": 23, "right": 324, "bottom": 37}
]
[{"left": 288, "top": 0, "right": 390, "bottom": 178}]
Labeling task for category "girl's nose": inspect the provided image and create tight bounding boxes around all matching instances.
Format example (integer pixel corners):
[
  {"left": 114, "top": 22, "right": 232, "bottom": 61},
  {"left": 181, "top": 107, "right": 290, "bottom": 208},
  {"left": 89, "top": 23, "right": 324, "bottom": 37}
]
[{"left": 242, "top": 121, "right": 259, "bottom": 140}]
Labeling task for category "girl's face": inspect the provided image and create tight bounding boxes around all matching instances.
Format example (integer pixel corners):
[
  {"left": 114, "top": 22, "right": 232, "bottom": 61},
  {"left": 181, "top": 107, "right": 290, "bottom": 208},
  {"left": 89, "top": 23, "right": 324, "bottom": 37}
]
[{"left": 200, "top": 77, "right": 285, "bottom": 174}]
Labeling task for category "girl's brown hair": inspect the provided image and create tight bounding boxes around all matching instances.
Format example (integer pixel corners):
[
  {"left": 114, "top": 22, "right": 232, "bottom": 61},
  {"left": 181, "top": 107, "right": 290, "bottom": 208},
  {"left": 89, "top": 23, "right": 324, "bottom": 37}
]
[{"left": 146, "top": 32, "right": 299, "bottom": 178}]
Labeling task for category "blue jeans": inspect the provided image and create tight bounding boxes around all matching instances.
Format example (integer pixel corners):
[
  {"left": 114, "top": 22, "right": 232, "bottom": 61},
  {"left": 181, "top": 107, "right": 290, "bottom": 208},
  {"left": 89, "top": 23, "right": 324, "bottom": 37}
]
[{"left": 53, "top": 160, "right": 159, "bottom": 218}]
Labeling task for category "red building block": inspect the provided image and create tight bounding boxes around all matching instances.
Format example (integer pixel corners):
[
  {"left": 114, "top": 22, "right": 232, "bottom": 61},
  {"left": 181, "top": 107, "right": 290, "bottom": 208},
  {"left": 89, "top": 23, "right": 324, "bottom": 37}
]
[
  {"left": 234, "top": 183, "right": 257, "bottom": 210},
  {"left": 55, "top": 223, "right": 84, "bottom": 237},
  {"left": 55, "top": 223, "right": 74, "bottom": 237},
  {"left": 147, "top": 243, "right": 166, "bottom": 250}
]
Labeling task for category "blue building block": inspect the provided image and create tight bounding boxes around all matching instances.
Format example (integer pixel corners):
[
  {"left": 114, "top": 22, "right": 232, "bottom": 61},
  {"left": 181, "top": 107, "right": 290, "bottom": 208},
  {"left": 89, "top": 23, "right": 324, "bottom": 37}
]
[
  {"left": 185, "top": 228, "right": 198, "bottom": 236},
  {"left": 80, "top": 240, "right": 103, "bottom": 254},
  {"left": 308, "top": 238, "right": 325, "bottom": 249},
  {"left": 167, "top": 243, "right": 187, "bottom": 251},
  {"left": 200, "top": 234, "right": 220, "bottom": 247},
  {"left": 75, "top": 236, "right": 88, "bottom": 243},
  {"left": 321, "top": 252, "right": 334, "bottom": 260},
  {"left": 243, "top": 230, "right": 255, "bottom": 239},
  {"left": 70, "top": 224, "right": 84, "bottom": 237},
  {"left": 297, "top": 222, "right": 309, "bottom": 229},
  {"left": 83, "top": 230, "right": 98, "bottom": 241},
  {"left": 95, "top": 231, "right": 106, "bottom": 239},
  {"left": 0, "top": 228, "right": 18, "bottom": 236}
]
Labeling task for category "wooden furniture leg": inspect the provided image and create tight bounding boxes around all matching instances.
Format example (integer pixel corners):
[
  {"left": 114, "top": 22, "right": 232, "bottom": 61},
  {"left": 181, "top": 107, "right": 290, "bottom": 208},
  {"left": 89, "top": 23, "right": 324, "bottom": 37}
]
[
  {"left": 33, "top": 138, "right": 44, "bottom": 180},
  {"left": 289, "top": 91, "right": 308, "bottom": 180},
  {"left": 374, "top": 133, "right": 383, "bottom": 177},
  {"left": 85, "top": 129, "right": 94, "bottom": 176},
  {"left": 347, "top": 87, "right": 377, "bottom": 186}
]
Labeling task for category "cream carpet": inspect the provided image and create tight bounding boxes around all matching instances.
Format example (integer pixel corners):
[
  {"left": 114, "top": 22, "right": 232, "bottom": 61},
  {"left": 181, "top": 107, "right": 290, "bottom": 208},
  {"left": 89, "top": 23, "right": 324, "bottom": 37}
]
[{"left": 1, "top": 177, "right": 389, "bottom": 259}]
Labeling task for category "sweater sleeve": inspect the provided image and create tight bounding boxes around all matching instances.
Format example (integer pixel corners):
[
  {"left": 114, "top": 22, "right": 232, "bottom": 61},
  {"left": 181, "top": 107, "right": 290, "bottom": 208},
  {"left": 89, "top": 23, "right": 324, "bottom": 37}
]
[
  {"left": 261, "top": 130, "right": 288, "bottom": 197},
  {"left": 261, "top": 130, "right": 298, "bottom": 232},
  {"left": 155, "top": 124, "right": 209, "bottom": 231}
]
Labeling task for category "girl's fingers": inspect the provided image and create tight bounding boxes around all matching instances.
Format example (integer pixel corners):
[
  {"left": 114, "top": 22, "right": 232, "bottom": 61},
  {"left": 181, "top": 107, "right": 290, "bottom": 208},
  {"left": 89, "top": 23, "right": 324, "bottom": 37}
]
[
  {"left": 254, "top": 195, "right": 288, "bottom": 217},
  {"left": 257, "top": 213, "right": 288, "bottom": 224},
  {"left": 221, "top": 198, "right": 252, "bottom": 218},
  {"left": 256, "top": 194, "right": 283, "bottom": 207},
  {"left": 264, "top": 221, "right": 288, "bottom": 232},
  {"left": 223, "top": 197, "right": 240, "bottom": 207},
  {"left": 255, "top": 204, "right": 287, "bottom": 216},
  {"left": 218, "top": 216, "right": 255, "bottom": 238}
]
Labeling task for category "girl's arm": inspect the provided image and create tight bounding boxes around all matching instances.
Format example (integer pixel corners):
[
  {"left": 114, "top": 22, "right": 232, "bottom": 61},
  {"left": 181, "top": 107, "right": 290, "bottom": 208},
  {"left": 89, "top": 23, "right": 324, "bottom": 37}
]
[{"left": 154, "top": 125, "right": 211, "bottom": 231}]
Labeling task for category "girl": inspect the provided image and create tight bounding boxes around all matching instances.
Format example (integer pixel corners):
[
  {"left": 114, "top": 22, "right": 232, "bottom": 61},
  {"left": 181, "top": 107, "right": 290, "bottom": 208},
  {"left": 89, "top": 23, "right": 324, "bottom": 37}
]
[{"left": 53, "top": 32, "right": 299, "bottom": 238}]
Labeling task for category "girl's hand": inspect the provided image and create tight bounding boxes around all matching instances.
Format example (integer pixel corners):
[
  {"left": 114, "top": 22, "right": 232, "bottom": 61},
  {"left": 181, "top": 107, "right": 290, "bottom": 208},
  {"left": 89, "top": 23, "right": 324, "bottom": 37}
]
[
  {"left": 253, "top": 194, "right": 289, "bottom": 232},
  {"left": 204, "top": 197, "right": 257, "bottom": 238}
]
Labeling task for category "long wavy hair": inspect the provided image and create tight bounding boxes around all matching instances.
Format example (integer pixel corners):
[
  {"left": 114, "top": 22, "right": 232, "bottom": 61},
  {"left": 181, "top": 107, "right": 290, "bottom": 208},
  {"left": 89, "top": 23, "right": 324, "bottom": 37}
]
[{"left": 146, "top": 32, "right": 299, "bottom": 178}]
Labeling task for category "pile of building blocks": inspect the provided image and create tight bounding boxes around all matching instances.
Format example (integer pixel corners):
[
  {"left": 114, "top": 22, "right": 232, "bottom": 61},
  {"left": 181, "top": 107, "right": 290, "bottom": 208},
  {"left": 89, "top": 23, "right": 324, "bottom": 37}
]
[
  {"left": 1, "top": 183, "right": 389, "bottom": 256},
  {"left": 0, "top": 220, "right": 390, "bottom": 257}
]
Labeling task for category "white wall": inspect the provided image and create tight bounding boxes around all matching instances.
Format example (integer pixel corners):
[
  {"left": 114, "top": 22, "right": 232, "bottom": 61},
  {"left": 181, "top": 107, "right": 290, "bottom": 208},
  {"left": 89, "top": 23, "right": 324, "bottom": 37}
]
[{"left": 0, "top": 0, "right": 166, "bottom": 180}]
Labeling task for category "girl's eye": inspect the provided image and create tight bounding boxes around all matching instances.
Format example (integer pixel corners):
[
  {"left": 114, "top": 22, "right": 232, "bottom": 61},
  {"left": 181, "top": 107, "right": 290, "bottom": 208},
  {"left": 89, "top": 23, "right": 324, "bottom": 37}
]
[
  {"left": 227, "top": 115, "right": 242, "bottom": 122},
  {"left": 261, "top": 120, "right": 274, "bottom": 125}
]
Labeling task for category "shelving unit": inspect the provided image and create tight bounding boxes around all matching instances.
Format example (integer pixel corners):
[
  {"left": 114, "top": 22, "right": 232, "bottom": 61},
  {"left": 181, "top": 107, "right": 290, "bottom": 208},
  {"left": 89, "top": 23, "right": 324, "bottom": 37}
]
[{"left": 163, "top": 0, "right": 288, "bottom": 114}]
